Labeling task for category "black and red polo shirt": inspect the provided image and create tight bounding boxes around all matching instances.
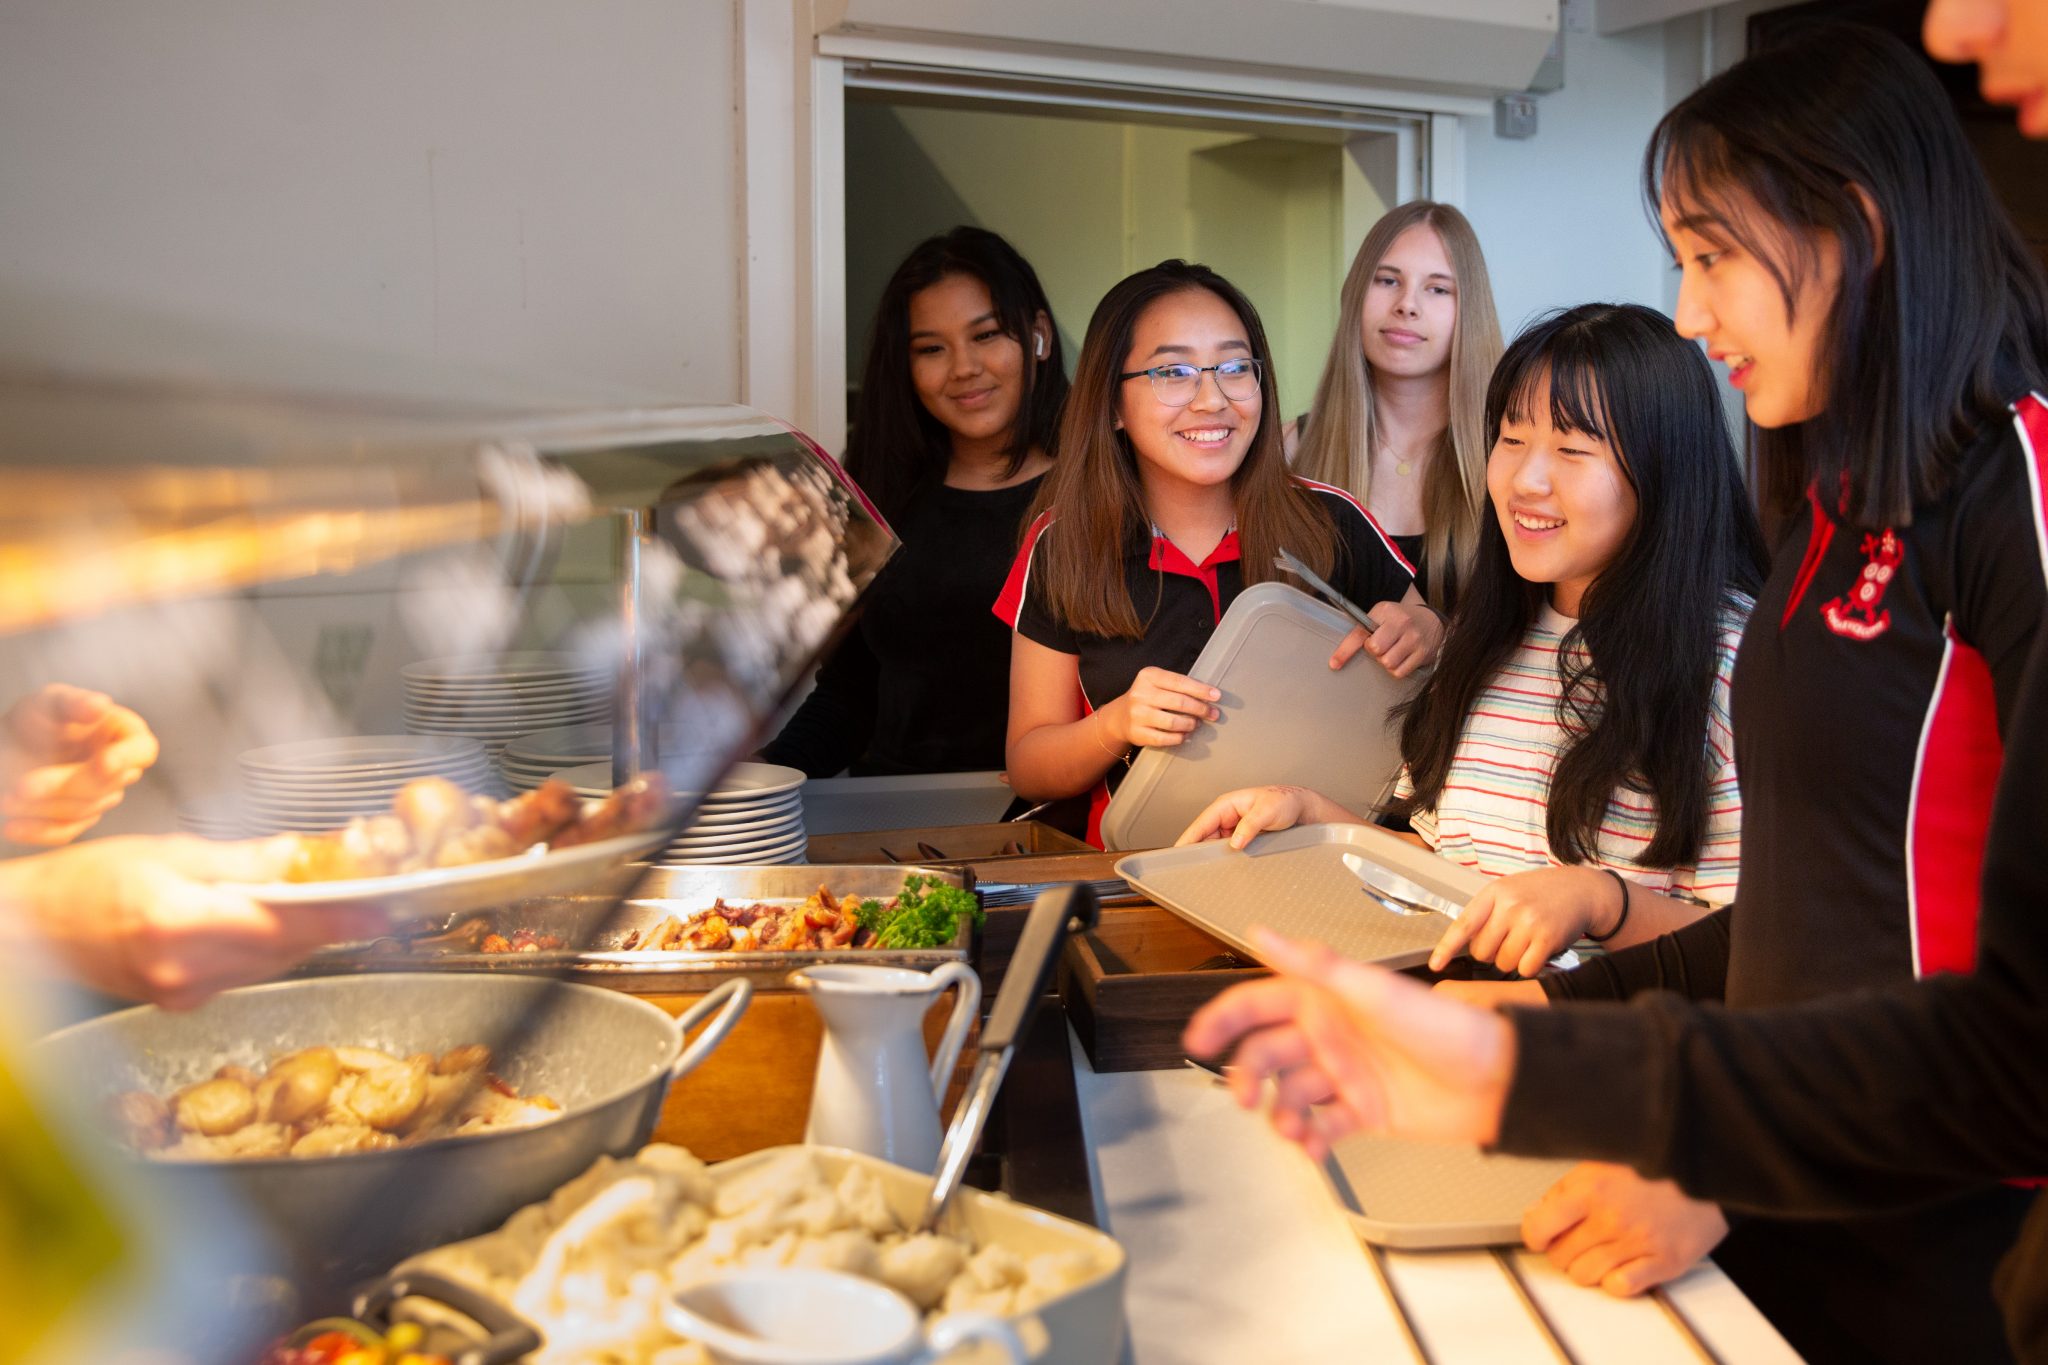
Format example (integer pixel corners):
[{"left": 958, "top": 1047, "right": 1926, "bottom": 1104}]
[
  {"left": 1549, "top": 393, "right": 2048, "bottom": 1010},
  {"left": 993, "top": 478, "right": 1415, "bottom": 844}
]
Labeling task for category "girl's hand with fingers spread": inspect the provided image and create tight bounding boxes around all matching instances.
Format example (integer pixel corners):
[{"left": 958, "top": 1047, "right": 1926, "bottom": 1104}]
[
  {"left": 1174, "top": 784, "right": 1362, "bottom": 849},
  {"left": 1183, "top": 926, "right": 1517, "bottom": 1156},
  {"left": 1106, "top": 666, "right": 1220, "bottom": 750},
  {"left": 1427, "top": 866, "right": 1622, "bottom": 977}
]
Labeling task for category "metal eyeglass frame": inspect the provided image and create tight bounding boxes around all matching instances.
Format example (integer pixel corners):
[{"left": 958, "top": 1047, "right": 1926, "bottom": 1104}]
[{"left": 1116, "top": 358, "right": 1265, "bottom": 407}]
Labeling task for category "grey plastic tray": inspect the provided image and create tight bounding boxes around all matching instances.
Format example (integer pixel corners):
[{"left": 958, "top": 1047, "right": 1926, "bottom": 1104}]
[
  {"left": 1100, "top": 582, "right": 1422, "bottom": 851},
  {"left": 1324, "top": 1134, "right": 1578, "bottom": 1249},
  {"left": 1114, "top": 822, "right": 1488, "bottom": 970}
]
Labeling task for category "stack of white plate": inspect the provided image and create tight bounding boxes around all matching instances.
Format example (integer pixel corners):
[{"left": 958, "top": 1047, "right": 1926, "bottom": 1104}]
[
  {"left": 236, "top": 736, "right": 495, "bottom": 835},
  {"left": 556, "top": 759, "right": 809, "bottom": 865},
  {"left": 502, "top": 723, "right": 609, "bottom": 792},
  {"left": 502, "top": 724, "right": 722, "bottom": 794},
  {"left": 402, "top": 652, "right": 612, "bottom": 769},
  {"left": 177, "top": 800, "right": 250, "bottom": 841}
]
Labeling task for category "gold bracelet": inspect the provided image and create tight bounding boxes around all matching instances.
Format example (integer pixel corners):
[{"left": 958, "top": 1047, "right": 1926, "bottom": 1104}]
[{"left": 1092, "top": 712, "right": 1130, "bottom": 766}]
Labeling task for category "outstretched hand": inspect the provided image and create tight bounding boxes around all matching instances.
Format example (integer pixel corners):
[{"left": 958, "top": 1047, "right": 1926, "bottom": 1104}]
[{"left": 1183, "top": 927, "right": 1519, "bottom": 1159}]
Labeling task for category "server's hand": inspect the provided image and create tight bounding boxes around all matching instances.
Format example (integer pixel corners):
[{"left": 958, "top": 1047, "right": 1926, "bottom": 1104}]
[
  {"left": 2, "top": 834, "right": 389, "bottom": 1009},
  {"left": 2, "top": 684, "right": 160, "bottom": 846}
]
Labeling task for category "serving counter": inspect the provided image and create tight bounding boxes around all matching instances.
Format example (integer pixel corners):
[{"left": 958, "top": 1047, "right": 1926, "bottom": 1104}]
[{"left": 1071, "top": 1030, "right": 1802, "bottom": 1364}]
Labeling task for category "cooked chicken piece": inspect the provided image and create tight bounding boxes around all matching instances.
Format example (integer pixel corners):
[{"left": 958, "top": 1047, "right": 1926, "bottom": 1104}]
[
  {"left": 494, "top": 778, "right": 582, "bottom": 847},
  {"left": 552, "top": 771, "right": 673, "bottom": 848},
  {"left": 391, "top": 777, "right": 482, "bottom": 860},
  {"left": 339, "top": 1059, "right": 430, "bottom": 1131},
  {"left": 430, "top": 823, "right": 520, "bottom": 868},
  {"left": 175, "top": 1077, "right": 257, "bottom": 1136}
]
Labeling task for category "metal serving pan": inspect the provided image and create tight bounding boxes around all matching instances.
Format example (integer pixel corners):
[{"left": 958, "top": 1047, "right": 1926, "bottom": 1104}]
[{"left": 297, "top": 863, "right": 972, "bottom": 994}]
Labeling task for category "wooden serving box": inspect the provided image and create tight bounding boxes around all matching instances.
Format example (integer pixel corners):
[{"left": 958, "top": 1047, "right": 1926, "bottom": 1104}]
[{"left": 1060, "top": 904, "right": 1270, "bottom": 1073}]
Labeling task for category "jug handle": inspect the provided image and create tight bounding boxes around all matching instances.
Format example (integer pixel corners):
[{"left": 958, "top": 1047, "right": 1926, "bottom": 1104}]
[
  {"left": 926, "top": 961, "right": 981, "bottom": 1102},
  {"left": 668, "top": 977, "right": 753, "bottom": 1082}
]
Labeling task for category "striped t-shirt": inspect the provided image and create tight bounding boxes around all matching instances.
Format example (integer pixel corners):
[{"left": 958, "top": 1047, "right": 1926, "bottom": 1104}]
[{"left": 1395, "top": 600, "right": 1747, "bottom": 905}]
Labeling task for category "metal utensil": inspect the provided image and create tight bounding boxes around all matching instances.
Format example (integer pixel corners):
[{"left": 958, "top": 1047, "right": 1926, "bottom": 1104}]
[
  {"left": 973, "top": 877, "right": 1136, "bottom": 909},
  {"left": 917, "top": 882, "right": 1101, "bottom": 1233},
  {"left": 1275, "top": 547, "right": 1380, "bottom": 634},
  {"left": 1342, "top": 852, "right": 1464, "bottom": 919}
]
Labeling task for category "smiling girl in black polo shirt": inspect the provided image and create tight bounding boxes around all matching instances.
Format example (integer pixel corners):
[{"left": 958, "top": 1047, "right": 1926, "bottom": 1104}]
[{"left": 995, "top": 261, "right": 1431, "bottom": 846}]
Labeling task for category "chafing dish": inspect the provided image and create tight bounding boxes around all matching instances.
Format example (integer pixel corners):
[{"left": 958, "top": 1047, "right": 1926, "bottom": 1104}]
[{"left": 296, "top": 863, "right": 973, "bottom": 993}]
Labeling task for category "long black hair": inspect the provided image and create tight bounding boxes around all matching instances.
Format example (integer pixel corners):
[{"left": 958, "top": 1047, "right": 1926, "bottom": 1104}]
[
  {"left": 1646, "top": 22, "right": 2048, "bottom": 528},
  {"left": 1390, "top": 304, "right": 1768, "bottom": 868},
  {"left": 846, "top": 226, "right": 1068, "bottom": 523}
]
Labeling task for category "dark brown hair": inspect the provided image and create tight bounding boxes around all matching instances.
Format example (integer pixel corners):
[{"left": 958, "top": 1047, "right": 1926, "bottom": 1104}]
[
  {"left": 1646, "top": 22, "right": 2048, "bottom": 527},
  {"left": 1025, "top": 261, "right": 1338, "bottom": 639},
  {"left": 847, "top": 227, "right": 1067, "bottom": 523}
]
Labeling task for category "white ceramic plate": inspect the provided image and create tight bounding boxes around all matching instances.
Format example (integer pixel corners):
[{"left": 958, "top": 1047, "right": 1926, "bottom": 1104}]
[
  {"left": 232, "top": 828, "right": 666, "bottom": 924},
  {"left": 662, "top": 824, "right": 807, "bottom": 855},
  {"left": 675, "top": 796, "right": 803, "bottom": 827},
  {"left": 400, "top": 651, "right": 609, "bottom": 682},
  {"left": 557, "top": 760, "right": 805, "bottom": 804},
  {"left": 658, "top": 839, "right": 810, "bottom": 866},
  {"left": 239, "top": 736, "right": 488, "bottom": 774}
]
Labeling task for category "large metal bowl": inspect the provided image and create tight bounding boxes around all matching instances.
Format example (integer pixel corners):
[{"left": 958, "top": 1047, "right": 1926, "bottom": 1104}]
[{"left": 38, "top": 972, "right": 750, "bottom": 1284}]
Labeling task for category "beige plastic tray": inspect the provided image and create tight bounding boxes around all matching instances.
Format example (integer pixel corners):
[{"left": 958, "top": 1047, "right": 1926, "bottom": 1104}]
[
  {"left": 1114, "top": 823, "right": 1487, "bottom": 970},
  {"left": 1099, "top": 582, "right": 1421, "bottom": 851},
  {"left": 1323, "top": 1134, "right": 1578, "bottom": 1249}
]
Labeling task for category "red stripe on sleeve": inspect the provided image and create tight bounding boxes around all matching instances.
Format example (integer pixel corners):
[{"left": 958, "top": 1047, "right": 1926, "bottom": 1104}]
[
  {"left": 993, "top": 512, "right": 1056, "bottom": 628},
  {"left": 1907, "top": 627, "right": 2003, "bottom": 977},
  {"left": 2013, "top": 393, "right": 2048, "bottom": 589}
]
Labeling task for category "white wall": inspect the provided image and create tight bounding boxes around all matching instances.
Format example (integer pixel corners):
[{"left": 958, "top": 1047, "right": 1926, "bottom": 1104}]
[
  {"left": 1457, "top": 15, "right": 1686, "bottom": 339},
  {"left": 0, "top": 0, "right": 742, "bottom": 399}
]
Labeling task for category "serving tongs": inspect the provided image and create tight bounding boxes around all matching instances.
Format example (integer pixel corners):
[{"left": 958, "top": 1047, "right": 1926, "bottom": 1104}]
[
  {"left": 1275, "top": 546, "right": 1380, "bottom": 634},
  {"left": 916, "top": 881, "right": 1101, "bottom": 1233}
]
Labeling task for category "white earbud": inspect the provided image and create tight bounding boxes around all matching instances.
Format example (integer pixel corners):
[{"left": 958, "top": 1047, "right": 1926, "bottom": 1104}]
[{"left": 1035, "top": 334, "right": 1048, "bottom": 360}]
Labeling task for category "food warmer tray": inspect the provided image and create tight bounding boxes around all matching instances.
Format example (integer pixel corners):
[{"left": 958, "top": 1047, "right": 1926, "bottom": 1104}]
[
  {"left": 296, "top": 863, "right": 970, "bottom": 994},
  {"left": 1100, "top": 582, "right": 1421, "bottom": 851}
]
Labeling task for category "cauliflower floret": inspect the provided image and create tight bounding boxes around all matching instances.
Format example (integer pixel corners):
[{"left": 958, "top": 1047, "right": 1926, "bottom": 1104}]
[{"left": 877, "top": 1232, "right": 969, "bottom": 1311}]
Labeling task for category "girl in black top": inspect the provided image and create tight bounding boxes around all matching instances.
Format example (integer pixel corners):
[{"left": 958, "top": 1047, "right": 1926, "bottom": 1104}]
[
  {"left": 763, "top": 227, "right": 1066, "bottom": 777},
  {"left": 1186, "top": 24, "right": 2048, "bottom": 1365}
]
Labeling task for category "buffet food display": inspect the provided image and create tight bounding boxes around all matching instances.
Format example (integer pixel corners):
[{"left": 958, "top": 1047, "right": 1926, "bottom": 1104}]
[{"left": 389, "top": 1143, "right": 1125, "bottom": 1365}]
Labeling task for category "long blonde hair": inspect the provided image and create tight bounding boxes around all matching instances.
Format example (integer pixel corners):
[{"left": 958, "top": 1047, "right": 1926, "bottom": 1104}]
[{"left": 1294, "top": 201, "right": 1501, "bottom": 611}]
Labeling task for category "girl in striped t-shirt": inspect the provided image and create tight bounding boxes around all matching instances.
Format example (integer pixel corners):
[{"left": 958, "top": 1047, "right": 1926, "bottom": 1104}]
[{"left": 1179, "top": 302, "right": 1766, "bottom": 978}]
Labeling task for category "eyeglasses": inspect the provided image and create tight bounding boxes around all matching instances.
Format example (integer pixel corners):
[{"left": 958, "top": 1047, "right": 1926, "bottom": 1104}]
[{"left": 1118, "top": 358, "right": 1264, "bottom": 407}]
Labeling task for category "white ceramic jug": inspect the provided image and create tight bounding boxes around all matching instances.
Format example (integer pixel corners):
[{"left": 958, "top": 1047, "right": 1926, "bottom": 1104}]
[{"left": 792, "top": 961, "right": 980, "bottom": 1172}]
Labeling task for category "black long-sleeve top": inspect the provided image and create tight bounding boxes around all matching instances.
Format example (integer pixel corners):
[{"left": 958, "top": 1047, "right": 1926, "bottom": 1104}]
[
  {"left": 762, "top": 475, "right": 1043, "bottom": 778},
  {"left": 1497, "top": 396, "right": 2048, "bottom": 1356}
]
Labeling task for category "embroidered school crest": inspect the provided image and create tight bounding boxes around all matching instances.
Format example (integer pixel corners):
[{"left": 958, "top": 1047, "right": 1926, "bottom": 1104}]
[{"left": 1822, "top": 529, "right": 1902, "bottom": 641}]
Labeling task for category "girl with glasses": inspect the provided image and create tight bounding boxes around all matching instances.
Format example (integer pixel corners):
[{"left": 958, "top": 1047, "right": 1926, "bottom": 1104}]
[
  {"left": 994, "top": 260, "right": 1434, "bottom": 846},
  {"left": 1186, "top": 25, "right": 2048, "bottom": 1363},
  {"left": 762, "top": 227, "right": 1065, "bottom": 780},
  {"left": 1291, "top": 201, "right": 1503, "bottom": 616}
]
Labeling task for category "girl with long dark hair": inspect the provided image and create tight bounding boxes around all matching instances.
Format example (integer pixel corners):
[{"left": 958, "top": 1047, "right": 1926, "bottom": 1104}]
[
  {"left": 995, "top": 261, "right": 1432, "bottom": 846},
  {"left": 1290, "top": 200, "right": 1503, "bottom": 613},
  {"left": 1184, "top": 303, "right": 1765, "bottom": 970},
  {"left": 1186, "top": 24, "right": 2048, "bottom": 1364},
  {"left": 763, "top": 227, "right": 1066, "bottom": 777}
]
